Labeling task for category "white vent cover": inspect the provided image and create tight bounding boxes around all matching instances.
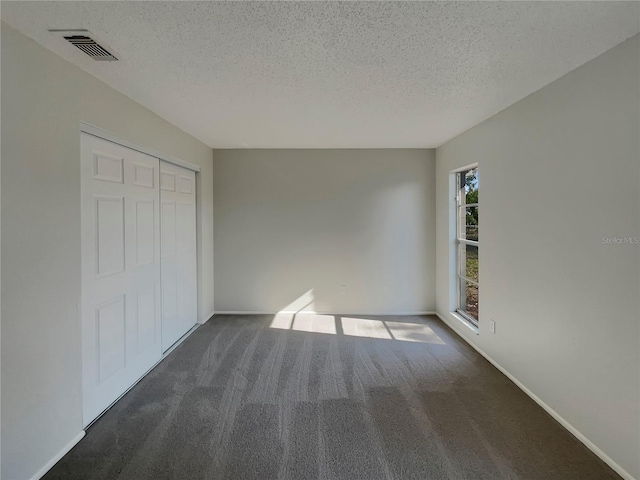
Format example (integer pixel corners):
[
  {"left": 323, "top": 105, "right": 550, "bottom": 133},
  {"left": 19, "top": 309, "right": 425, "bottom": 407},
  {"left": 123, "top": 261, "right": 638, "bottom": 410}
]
[{"left": 49, "top": 29, "right": 118, "bottom": 61}]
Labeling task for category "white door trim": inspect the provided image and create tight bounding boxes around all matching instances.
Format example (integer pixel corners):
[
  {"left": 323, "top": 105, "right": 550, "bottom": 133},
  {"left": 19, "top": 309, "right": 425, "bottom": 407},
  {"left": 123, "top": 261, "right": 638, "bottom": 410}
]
[{"left": 80, "top": 122, "right": 201, "bottom": 173}]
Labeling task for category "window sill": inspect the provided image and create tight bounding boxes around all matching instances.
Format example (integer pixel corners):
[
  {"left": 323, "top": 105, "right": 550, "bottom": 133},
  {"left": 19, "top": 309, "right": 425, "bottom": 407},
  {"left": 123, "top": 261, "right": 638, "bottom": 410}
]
[{"left": 450, "top": 311, "right": 479, "bottom": 335}]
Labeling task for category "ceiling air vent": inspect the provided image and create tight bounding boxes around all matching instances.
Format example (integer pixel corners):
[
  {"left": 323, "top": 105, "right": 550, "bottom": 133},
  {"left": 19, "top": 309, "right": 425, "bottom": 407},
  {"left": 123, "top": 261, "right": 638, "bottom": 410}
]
[{"left": 49, "top": 29, "right": 118, "bottom": 61}]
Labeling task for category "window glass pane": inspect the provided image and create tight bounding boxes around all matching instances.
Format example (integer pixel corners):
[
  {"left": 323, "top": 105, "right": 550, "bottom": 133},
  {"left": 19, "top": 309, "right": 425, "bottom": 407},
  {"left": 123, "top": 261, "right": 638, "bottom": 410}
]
[
  {"left": 460, "top": 243, "right": 478, "bottom": 282},
  {"left": 465, "top": 206, "right": 478, "bottom": 240},
  {"left": 455, "top": 167, "right": 479, "bottom": 324},
  {"left": 459, "top": 278, "right": 479, "bottom": 322},
  {"left": 464, "top": 168, "right": 478, "bottom": 204}
]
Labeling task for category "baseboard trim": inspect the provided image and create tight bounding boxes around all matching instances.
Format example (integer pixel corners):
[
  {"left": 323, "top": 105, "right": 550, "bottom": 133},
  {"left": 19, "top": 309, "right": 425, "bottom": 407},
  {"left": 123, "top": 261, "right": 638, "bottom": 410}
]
[
  {"left": 30, "top": 431, "right": 85, "bottom": 480},
  {"left": 213, "top": 311, "right": 274, "bottom": 315},
  {"left": 200, "top": 310, "right": 216, "bottom": 324},
  {"left": 214, "top": 310, "right": 438, "bottom": 316},
  {"left": 434, "top": 312, "right": 635, "bottom": 480}
]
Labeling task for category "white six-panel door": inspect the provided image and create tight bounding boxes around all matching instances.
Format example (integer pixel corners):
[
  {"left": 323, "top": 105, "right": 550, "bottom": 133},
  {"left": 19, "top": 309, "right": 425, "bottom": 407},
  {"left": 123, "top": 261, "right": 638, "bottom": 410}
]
[
  {"left": 160, "top": 161, "right": 197, "bottom": 352},
  {"left": 81, "top": 133, "right": 163, "bottom": 426}
]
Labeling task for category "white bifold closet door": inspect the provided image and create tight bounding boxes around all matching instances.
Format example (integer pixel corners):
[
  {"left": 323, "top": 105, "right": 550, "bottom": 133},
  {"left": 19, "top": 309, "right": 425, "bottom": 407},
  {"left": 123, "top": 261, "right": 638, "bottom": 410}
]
[
  {"left": 160, "top": 161, "right": 197, "bottom": 352},
  {"left": 81, "top": 133, "right": 162, "bottom": 426}
]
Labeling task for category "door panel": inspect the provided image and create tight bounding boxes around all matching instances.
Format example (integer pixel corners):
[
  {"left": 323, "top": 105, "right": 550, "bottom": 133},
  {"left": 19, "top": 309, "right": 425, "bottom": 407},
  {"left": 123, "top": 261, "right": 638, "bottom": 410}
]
[
  {"left": 93, "top": 152, "right": 124, "bottom": 183},
  {"left": 134, "top": 163, "right": 155, "bottom": 188},
  {"left": 96, "top": 296, "right": 126, "bottom": 383},
  {"left": 160, "top": 161, "right": 197, "bottom": 352},
  {"left": 81, "top": 133, "right": 162, "bottom": 426},
  {"left": 161, "top": 202, "right": 176, "bottom": 257},
  {"left": 135, "top": 200, "right": 155, "bottom": 266},
  {"left": 95, "top": 196, "right": 125, "bottom": 277},
  {"left": 137, "top": 286, "right": 157, "bottom": 352},
  {"left": 161, "top": 170, "right": 176, "bottom": 191}
]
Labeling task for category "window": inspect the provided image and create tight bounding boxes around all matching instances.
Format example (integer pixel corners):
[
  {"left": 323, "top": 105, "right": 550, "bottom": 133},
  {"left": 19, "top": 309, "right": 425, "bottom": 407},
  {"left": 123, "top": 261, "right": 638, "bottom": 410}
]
[{"left": 456, "top": 167, "right": 479, "bottom": 325}]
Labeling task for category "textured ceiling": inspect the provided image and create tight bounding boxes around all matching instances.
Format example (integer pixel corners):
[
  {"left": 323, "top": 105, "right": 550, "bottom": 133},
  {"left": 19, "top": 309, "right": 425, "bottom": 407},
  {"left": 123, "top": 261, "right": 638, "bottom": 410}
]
[{"left": 2, "top": 1, "right": 639, "bottom": 148}]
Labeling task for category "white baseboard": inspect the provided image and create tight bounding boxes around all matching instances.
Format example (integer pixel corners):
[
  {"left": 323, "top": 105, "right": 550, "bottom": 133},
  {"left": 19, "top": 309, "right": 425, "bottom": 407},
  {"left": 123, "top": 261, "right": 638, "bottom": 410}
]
[
  {"left": 200, "top": 310, "right": 216, "bottom": 324},
  {"left": 30, "top": 431, "right": 85, "bottom": 480},
  {"left": 434, "top": 312, "right": 635, "bottom": 480},
  {"left": 214, "top": 310, "right": 437, "bottom": 316},
  {"left": 213, "top": 311, "right": 274, "bottom": 315}
]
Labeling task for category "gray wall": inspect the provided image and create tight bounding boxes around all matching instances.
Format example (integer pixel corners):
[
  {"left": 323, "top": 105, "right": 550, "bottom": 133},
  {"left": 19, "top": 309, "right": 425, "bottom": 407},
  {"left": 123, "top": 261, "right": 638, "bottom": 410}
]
[
  {"left": 213, "top": 149, "right": 435, "bottom": 314},
  {"left": 435, "top": 34, "right": 639, "bottom": 479},
  {"left": 1, "top": 23, "right": 214, "bottom": 480}
]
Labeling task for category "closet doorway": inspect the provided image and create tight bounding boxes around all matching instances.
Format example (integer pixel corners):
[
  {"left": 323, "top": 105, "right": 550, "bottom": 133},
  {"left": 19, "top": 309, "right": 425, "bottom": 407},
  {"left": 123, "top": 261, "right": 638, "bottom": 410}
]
[{"left": 80, "top": 131, "right": 197, "bottom": 426}]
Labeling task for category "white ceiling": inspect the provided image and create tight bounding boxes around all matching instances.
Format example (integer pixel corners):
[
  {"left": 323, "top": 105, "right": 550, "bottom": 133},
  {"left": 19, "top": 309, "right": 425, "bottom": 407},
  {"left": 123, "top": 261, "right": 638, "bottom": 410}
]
[{"left": 2, "top": 1, "right": 639, "bottom": 148}]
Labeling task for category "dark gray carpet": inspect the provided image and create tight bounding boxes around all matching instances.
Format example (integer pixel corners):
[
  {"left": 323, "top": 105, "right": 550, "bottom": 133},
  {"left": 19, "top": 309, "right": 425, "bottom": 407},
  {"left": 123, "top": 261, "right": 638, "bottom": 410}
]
[{"left": 43, "top": 315, "right": 620, "bottom": 480}]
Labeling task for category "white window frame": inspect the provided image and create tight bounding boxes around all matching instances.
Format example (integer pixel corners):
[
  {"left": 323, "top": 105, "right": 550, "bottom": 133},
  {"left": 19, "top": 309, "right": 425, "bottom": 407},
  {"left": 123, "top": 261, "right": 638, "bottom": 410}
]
[{"left": 454, "top": 165, "right": 479, "bottom": 326}]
